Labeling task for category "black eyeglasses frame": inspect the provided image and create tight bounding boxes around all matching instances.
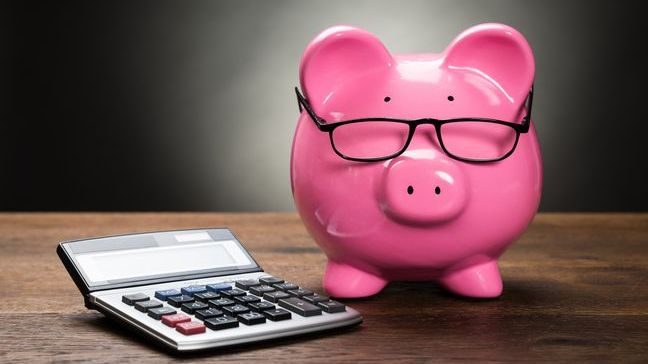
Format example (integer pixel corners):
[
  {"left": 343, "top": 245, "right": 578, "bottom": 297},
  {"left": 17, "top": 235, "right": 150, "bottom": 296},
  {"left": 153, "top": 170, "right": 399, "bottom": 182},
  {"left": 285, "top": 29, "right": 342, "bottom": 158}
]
[{"left": 295, "top": 85, "right": 534, "bottom": 163}]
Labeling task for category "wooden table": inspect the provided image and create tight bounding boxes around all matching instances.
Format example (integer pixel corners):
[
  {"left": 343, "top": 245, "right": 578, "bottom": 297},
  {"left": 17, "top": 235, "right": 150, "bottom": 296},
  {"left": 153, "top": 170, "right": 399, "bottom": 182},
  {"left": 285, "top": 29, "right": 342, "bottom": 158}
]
[{"left": 1, "top": 213, "right": 646, "bottom": 363}]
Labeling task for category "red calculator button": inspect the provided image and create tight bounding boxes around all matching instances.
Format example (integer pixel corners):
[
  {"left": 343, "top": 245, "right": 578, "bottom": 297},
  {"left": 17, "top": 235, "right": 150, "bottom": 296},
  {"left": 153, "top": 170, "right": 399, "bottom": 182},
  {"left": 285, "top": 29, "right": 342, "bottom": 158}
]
[
  {"left": 161, "top": 313, "right": 191, "bottom": 327},
  {"left": 176, "top": 321, "right": 206, "bottom": 335}
]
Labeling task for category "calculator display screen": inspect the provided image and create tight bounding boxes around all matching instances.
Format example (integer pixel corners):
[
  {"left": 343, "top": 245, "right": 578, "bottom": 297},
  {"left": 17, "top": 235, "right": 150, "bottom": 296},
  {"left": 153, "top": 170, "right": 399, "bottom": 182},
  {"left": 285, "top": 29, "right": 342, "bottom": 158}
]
[{"left": 63, "top": 229, "right": 259, "bottom": 288}]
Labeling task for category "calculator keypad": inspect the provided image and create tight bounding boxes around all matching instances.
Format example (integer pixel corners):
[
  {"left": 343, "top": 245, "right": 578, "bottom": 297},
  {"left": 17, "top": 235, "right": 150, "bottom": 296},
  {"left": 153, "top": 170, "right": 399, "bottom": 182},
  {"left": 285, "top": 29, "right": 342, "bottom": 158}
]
[{"left": 120, "top": 276, "right": 346, "bottom": 336}]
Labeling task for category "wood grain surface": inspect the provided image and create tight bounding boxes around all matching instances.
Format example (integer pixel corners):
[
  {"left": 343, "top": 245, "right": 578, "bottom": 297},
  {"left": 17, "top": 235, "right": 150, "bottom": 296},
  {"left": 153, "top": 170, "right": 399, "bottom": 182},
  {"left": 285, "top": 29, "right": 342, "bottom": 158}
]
[{"left": 0, "top": 213, "right": 647, "bottom": 363}]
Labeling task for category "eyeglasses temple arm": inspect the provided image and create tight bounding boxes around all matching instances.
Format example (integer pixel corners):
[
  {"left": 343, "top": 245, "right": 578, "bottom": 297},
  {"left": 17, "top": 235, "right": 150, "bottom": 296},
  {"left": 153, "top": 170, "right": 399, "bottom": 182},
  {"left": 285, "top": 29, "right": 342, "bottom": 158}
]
[
  {"left": 520, "top": 84, "right": 534, "bottom": 133},
  {"left": 295, "top": 87, "right": 328, "bottom": 130}
]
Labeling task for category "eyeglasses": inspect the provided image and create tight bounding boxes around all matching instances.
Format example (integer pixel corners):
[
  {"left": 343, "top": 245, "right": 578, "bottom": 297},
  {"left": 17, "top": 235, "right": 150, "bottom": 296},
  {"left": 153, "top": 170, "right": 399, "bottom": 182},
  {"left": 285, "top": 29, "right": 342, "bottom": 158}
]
[{"left": 295, "top": 85, "right": 534, "bottom": 163}]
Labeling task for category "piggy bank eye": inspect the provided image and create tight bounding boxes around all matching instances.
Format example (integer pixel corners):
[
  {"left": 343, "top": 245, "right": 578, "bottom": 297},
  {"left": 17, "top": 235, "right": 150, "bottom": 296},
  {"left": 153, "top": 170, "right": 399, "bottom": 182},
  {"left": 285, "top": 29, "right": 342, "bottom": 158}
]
[
  {"left": 384, "top": 96, "right": 391, "bottom": 103},
  {"left": 447, "top": 96, "right": 454, "bottom": 101}
]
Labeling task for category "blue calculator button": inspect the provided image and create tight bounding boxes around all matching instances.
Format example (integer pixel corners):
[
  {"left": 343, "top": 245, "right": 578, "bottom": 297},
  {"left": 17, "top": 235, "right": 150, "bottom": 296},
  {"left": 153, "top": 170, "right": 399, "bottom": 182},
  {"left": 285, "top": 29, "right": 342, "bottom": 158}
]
[
  {"left": 181, "top": 285, "right": 207, "bottom": 296},
  {"left": 206, "top": 283, "right": 231, "bottom": 293},
  {"left": 155, "top": 289, "right": 182, "bottom": 301}
]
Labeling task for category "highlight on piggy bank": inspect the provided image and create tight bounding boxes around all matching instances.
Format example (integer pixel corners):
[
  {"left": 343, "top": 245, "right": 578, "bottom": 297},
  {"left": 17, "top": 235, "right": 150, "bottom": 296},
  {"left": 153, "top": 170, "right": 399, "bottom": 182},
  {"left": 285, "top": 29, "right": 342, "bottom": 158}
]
[{"left": 291, "top": 23, "right": 541, "bottom": 299}]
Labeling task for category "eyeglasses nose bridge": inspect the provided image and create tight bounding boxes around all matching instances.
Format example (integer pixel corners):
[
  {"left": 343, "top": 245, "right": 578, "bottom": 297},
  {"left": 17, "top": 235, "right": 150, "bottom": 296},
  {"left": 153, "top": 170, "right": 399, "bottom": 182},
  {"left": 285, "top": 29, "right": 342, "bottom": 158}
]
[{"left": 407, "top": 119, "right": 443, "bottom": 148}]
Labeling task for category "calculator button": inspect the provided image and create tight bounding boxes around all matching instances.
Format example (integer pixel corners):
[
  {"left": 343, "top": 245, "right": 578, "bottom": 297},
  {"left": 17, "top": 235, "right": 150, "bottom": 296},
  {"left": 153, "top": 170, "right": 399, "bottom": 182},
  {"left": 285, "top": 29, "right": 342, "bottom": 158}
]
[
  {"left": 235, "top": 279, "right": 261, "bottom": 290},
  {"left": 205, "top": 316, "right": 239, "bottom": 330},
  {"left": 249, "top": 285, "right": 276, "bottom": 296},
  {"left": 318, "top": 300, "right": 346, "bottom": 313},
  {"left": 206, "top": 283, "right": 231, "bottom": 292},
  {"left": 167, "top": 295, "right": 194, "bottom": 307},
  {"left": 248, "top": 301, "right": 275, "bottom": 312},
  {"left": 278, "top": 297, "right": 322, "bottom": 317},
  {"left": 195, "top": 308, "right": 224, "bottom": 321},
  {"left": 272, "top": 282, "right": 299, "bottom": 291},
  {"left": 194, "top": 291, "right": 220, "bottom": 302},
  {"left": 235, "top": 295, "right": 261, "bottom": 305},
  {"left": 148, "top": 307, "right": 177, "bottom": 320},
  {"left": 259, "top": 276, "right": 284, "bottom": 285},
  {"left": 154, "top": 289, "right": 181, "bottom": 301},
  {"left": 162, "top": 313, "right": 191, "bottom": 327},
  {"left": 238, "top": 312, "right": 266, "bottom": 325},
  {"left": 220, "top": 288, "right": 246, "bottom": 298},
  {"left": 122, "top": 293, "right": 149, "bottom": 305},
  {"left": 303, "top": 293, "right": 329, "bottom": 304},
  {"left": 134, "top": 300, "right": 163, "bottom": 312},
  {"left": 263, "top": 308, "right": 292, "bottom": 321},
  {"left": 287, "top": 288, "right": 314, "bottom": 297},
  {"left": 181, "top": 301, "right": 209, "bottom": 314},
  {"left": 176, "top": 321, "right": 206, "bottom": 335},
  {"left": 181, "top": 285, "right": 207, "bottom": 296},
  {"left": 263, "top": 291, "right": 291, "bottom": 303},
  {"left": 222, "top": 304, "right": 250, "bottom": 316},
  {"left": 208, "top": 298, "right": 236, "bottom": 308}
]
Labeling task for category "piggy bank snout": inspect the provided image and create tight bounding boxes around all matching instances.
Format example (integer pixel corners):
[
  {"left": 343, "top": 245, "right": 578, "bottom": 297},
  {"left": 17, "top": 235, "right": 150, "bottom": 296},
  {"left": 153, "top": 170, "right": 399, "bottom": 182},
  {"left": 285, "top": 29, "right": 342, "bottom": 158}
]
[{"left": 379, "top": 156, "right": 469, "bottom": 225}]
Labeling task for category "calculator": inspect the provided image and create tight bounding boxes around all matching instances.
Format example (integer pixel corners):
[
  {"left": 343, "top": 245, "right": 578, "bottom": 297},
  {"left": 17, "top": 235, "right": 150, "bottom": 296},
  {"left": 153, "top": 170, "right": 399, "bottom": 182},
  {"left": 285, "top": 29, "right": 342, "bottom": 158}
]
[{"left": 57, "top": 228, "right": 362, "bottom": 351}]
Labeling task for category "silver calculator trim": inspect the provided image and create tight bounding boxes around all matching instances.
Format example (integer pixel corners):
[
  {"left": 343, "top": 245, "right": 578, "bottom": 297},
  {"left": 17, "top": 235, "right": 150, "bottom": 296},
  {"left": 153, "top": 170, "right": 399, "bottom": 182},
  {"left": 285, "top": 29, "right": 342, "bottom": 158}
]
[{"left": 89, "top": 272, "right": 363, "bottom": 351}]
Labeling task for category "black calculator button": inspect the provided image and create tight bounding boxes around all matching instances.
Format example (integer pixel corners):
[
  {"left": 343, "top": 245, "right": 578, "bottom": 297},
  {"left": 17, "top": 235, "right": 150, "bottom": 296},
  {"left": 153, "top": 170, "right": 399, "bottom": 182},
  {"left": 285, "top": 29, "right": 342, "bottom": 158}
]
[
  {"left": 220, "top": 288, "right": 247, "bottom": 298},
  {"left": 235, "top": 279, "right": 261, "bottom": 290},
  {"left": 238, "top": 312, "right": 266, "bottom": 325},
  {"left": 263, "top": 291, "right": 291, "bottom": 303},
  {"left": 205, "top": 316, "right": 239, "bottom": 330},
  {"left": 148, "top": 307, "right": 177, "bottom": 319},
  {"left": 278, "top": 297, "right": 322, "bottom": 317},
  {"left": 222, "top": 304, "right": 250, "bottom": 316},
  {"left": 272, "top": 282, "right": 299, "bottom": 291},
  {"left": 167, "top": 295, "right": 194, "bottom": 307},
  {"left": 303, "top": 293, "right": 329, "bottom": 304},
  {"left": 154, "top": 289, "right": 181, "bottom": 301},
  {"left": 206, "top": 283, "right": 231, "bottom": 292},
  {"left": 318, "top": 300, "right": 346, "bottom": 313},
  {"left": 181, "top": 301, "right": 209, "bottom": 314},
  {"left": 122, "top": 293, "right": 149, "bottom": 305},
  {"left": 181, "top": 285, "right": 207, "bottom": 296},
  {"left": 208, "top": 298, "right": 236, "bottom": 308},
  {"left": 287, "top": 288, "right": 314, "bottom": 297},
  {"left": 263, "top": 308, "right": 292, "bottom": 321},
  {"left": 194, "top": 291, "right": 220, "bottom": 302},
  {"left": 235, "top": 295, "right": 261, "bottom": 305},
  {"left": 248, "top": 301, "right": 275, "bottom": 312},
  {"left": 249, "top": 285, "right": 276, "bottom": 296},
  {"left": 195, "top": 308, "right": 224, "bottom": 321},
  {"left": 134, "top": 300, "right": 163, "bottom": 313},
  {"left": 259, "top": 276, "right": 284, "bottom": 285}
]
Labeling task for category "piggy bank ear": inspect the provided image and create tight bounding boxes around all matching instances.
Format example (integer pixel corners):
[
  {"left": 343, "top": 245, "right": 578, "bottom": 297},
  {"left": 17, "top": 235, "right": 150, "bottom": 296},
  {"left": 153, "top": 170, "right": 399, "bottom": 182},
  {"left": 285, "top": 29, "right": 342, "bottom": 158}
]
[
  {"left": 443, "top": 23, "right": 535, "bottom": 104},
  {"left": 300, "top": 26, "right": 393, "bottom": 107}
]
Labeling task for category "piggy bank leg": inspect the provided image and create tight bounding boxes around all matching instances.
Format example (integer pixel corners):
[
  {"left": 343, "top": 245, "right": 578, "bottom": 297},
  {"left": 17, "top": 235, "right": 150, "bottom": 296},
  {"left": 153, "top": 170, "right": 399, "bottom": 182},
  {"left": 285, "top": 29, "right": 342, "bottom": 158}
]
[
  {"left": 439, "top": 260, "right": 503, "bottom": 298},
  {"left": 323, "top": 260, "right": 387, "bottom": 298}
]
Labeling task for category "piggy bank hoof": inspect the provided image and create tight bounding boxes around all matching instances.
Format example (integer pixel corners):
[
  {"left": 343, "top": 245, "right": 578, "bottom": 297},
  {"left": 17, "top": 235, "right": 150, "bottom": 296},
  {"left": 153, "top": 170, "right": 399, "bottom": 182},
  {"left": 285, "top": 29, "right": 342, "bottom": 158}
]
[
  {"left": 323, "top": 261, "right": 388, "bottom": 298},
  {"left": 439, "top": 260, "right": 503, "bottom": 298}
]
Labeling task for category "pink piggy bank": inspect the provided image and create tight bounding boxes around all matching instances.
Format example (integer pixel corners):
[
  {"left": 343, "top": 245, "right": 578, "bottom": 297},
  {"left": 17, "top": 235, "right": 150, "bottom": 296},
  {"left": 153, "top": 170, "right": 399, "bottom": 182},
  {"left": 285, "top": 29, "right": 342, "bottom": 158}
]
[{"left": 291, "top": 23, "right": 541, "bottom": 298}]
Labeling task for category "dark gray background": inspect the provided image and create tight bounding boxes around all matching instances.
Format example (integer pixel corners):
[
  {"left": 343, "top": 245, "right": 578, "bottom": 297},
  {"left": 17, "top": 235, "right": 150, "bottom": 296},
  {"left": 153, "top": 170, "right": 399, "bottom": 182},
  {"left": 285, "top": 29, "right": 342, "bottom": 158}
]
[{"left": 1, "top": 0, "right": 647, "bottom": 211}]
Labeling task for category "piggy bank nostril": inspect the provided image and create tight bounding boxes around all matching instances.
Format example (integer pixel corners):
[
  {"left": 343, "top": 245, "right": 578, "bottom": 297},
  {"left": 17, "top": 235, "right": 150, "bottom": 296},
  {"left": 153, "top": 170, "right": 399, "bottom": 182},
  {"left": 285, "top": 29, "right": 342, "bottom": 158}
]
[
  {"left": 407, "top": 186, "right": 414, "bottom": 195},
  {"left": 435, "top": 186, "right": 441, "bottom": 195}
]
